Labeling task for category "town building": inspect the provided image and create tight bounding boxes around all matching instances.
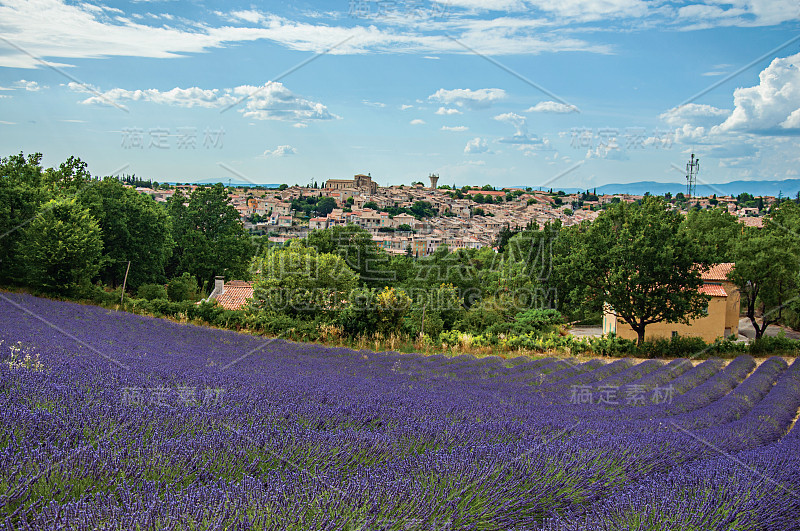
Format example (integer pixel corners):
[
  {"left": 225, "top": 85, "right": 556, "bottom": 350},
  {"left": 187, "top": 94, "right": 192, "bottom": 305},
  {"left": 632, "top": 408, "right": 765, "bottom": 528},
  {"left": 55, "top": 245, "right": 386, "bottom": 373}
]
[
  {"left": 325, "top": 174, "right": 378, "bottom": 193},
  {"left": 602, "top": 263, "right": 740, "bottom": 343}
]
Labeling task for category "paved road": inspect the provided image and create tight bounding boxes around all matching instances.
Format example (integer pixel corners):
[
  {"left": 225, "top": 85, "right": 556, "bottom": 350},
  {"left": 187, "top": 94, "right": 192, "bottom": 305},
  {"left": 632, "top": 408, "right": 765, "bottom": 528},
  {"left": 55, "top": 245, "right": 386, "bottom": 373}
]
[{"left": 737, "top": 317, "right": 800, "bottom": 340}]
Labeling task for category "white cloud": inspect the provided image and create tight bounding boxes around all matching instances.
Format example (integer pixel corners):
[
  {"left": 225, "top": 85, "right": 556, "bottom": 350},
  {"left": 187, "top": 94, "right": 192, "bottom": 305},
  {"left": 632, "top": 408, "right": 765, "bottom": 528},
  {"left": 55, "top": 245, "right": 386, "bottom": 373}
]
[
  {"left": 69, "top": 81, "right": 338, "bottom": 123},
  {"left": 400, "top": 104, "right": 414, "bottom": 110},
  {"left": 713, "top": 52, "right": 800, "bottom": 134},
  {"left": 1, "top": 1, "right": 791, "bottom": 72},
  {"left": 410, "top": 118, "right": 426, "bottom": 125},
  {"left": 660, "top": 103, "right": 729, "bottom": 127},
  {"left": 263, "top": 145, "right": 297, "bottom": 157},
  {"left": 229, "top": 10, "right": 266, "bottom": 24},
  {"left": 13, "top": 80, "right": 45, "bottom": 91},
  {"left": 429, "top": 88, "right": 506, "bottom": 110},
  {"left": 363, "top": 100, "right": 386, "bottom": 108},
  {"left": 494, "top": 112, "right": 528, "bottom": 135},
  {"left": 442, "top": 125, "right": 468, "bottom": 132},
  {"left": 526, "top": 101, "right": 578, "bottom": 113},
  {"left": 464, "top": 137, "right": 491, "bottom": 154},
  {"left": 0, "top": 0, "right": 276, "bottom": 68},
  {"left": 293, "top": 123, "right": 308, "bottom": 128},
  {"left": 435, "top": 106, "right": 462, "bottom": 115},
  {"left": 586, "top": 143, "right": 628, "bottom": 160},
  {"left": 0, "top": 120, "right": 16, "bottom": 125}
]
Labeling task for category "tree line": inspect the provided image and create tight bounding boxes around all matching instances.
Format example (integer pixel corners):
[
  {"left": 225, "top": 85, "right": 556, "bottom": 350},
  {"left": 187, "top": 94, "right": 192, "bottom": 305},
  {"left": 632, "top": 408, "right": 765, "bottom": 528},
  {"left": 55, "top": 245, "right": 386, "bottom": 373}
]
[{"left": 2, "top": 152, "right": 799, "bottom": 349}]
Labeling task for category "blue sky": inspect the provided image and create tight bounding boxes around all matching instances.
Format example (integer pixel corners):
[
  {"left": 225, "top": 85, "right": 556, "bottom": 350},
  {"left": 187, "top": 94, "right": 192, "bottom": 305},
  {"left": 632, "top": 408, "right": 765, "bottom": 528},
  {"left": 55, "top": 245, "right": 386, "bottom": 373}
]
[{"left": 1, "top": 0, "right": 799, "bottom": 190}]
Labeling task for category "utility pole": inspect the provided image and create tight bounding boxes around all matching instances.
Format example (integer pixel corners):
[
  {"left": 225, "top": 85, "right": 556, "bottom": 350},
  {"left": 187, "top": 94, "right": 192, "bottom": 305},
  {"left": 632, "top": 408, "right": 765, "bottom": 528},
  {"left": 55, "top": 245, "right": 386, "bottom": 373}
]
[
  {"left": 120, "top": 261, "right": 131, "bottom": 306},
  {"left": 686, "top": 153, "right": 699, "bottom": 200}
]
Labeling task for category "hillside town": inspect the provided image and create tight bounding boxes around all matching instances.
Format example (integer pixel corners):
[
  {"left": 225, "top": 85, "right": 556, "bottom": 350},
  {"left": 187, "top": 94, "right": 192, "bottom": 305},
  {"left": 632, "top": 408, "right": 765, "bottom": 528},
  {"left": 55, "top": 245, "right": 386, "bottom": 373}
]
[{"left": 131, "top": 172, "right": 768, "bottom": 256}]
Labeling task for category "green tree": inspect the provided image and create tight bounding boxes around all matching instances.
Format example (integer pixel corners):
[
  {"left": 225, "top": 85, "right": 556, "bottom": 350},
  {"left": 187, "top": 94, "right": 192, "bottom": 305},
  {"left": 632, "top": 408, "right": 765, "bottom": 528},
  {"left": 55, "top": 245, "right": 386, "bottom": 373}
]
[
  {"left": 167, "top": 272, "right": 200, "bottom": 302},
  {"left": 493, "top": 225, "right": 519, "bottom": 253},
  {"left": 316, "top": 196, "right": 337, "bottom": 216},
  {"left": 305, "top": 225, "right": 391, "bottom": 288},
  {"left": 570, "top": 196, "right": 710, "bottom": 344},
  {"left": 42, "top": 155, "right": 93, "bottom": 195},
  {"left": 17, "top": 198, "right": 103, "bottom": 294},
  {"left": 730, "top": 203, "right": 800, "bottom": 338},
  {"left": 683, "top": 207, "right": 740, "bottom": 263},
  {"left": 166, "top": 184, "right": 254, "bottom": 288},
  {"left": 78, "top": 178, "right": 173, "bottom": 289},
  {"left": 362, "top": 201, "right": 379, "bottom": 210},
  {"left": 0, "top": 152, "right": 48, "bottom": 283},
  {"left": 252, "top": 241, "right": 358, "bottom": 317}
]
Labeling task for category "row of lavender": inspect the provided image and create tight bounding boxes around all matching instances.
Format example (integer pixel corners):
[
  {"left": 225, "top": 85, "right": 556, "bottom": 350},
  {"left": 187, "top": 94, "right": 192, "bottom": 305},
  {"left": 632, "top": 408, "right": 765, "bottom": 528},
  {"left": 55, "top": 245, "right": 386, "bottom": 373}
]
[{"left": 1, "top": 291, "right": 798, "bottom": 530}]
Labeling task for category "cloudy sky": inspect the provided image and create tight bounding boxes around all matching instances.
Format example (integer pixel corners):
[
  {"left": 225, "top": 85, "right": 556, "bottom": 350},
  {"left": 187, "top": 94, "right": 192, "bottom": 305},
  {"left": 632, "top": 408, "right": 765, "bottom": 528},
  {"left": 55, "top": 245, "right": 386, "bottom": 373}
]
[{"left": 0, "top": 0, "right": 799, "bottom": 189}]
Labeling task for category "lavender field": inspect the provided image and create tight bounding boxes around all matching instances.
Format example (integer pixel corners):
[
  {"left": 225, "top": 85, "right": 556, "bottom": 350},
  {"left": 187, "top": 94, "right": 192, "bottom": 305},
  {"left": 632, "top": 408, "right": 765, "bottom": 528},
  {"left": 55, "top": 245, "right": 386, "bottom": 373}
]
[{"left": 2, "top": 292, "right": 800, "bottom": 530}]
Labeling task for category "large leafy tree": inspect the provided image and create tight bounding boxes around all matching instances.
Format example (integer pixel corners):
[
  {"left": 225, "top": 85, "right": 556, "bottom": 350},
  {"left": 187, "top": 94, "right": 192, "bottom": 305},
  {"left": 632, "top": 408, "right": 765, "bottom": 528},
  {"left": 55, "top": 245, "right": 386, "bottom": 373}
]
[
  {"left": 729, "top": 202, "right": 800, "bottom": 339},
  {"left": 166, "top": 184, "right": 254, "bottom": 289},
  {"left": 251, "top": 240, "right": 358, "bottom": 317},
  {"left": 42, "top": 155, "right": 93, "bottom": 195},
  {"left": 305, "top": 225, "right": 391, "bottom": 288},
  {"left": 683, "top": 207, "right": 741, "bottom": 263},
  {"left": 78, "top": 178, "right": 173, "bottom": 289},
  {"left": 0, "top": 152, "right": 48, "bottom": 283},
  {"left": 571, "top": 196, "right": 710, "bottom": 344},
  {"left": 16, "top": 198, "right": 103, "bottom": 295}
]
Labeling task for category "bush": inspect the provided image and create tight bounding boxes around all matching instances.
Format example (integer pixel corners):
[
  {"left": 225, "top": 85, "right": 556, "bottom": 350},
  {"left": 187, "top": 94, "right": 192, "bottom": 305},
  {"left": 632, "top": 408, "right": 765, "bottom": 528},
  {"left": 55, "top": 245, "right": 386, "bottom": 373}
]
[
  {"left": 167, "top": 273, "right": 200, "bottom": 302},
  {"left": 635, "top": 335, "right": 708, "bottom": 359},
  {"left": 137, "top": 283, "right": 167, "bottom": 301},
  {"left": 748, "top": 333, "right": 800, "bottom": 355}
]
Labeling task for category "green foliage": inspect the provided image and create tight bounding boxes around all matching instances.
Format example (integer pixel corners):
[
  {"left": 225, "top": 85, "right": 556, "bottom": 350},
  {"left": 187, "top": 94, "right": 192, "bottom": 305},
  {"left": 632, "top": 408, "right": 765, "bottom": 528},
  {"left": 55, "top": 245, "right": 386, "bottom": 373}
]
[
  {"left": 78, "top": 178, "right": 173, "bottom": 289},
  {"left": 16, "top": 197, "right": 103, "bottom": 295},
  {"left": 166, "top": 184, "right": 254, "bottom": 286},
  {"left": 634, "top": 335, "right": 708, "bottom": 358},
  {"left": 252, "top": 241, "right": 358, "bottom": 317},
  {"left": 167, "top": 273, "right": 200, "bottom": 302},
  {"left": 304, "top": 225, "right": 391, "bottom": 288},
  {"left": 683, "top": 208, "right": 740, "bottom": 263},
  {"left": 730, "top": 202, "right": 800, "bottom": 338},
  {"left": 748, "top": 333, "right": 800, "bottom": 355},
  {"left": 337, "top": 287, "right": 412, "bottom": 337},
  {"left": 41, "top": 155, "right": 92, "bottom": 195},
  {"left": 410, "top": 201, "right": 436, "bottom": 219},
  {"left": 569, "top": 196, "right": 710, "bottom": 344},
  {"left": 316, "top": 197, "right": 337, "bottom": 216},
  {"left": 0, "top": 152, "right": 49, "bottom": 283},
  {"left": 137, "top": 283, "right": 168, "bottom": 301}
]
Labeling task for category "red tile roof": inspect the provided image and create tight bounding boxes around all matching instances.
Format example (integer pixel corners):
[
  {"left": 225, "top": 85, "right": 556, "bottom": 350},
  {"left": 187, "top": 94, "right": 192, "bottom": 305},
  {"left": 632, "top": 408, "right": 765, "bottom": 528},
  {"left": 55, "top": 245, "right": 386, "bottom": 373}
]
[
  {"left": 700, "top": 263, "right": 735, "bottom": 281},
  {"left": 215, "top": 281, "right": 254, "bottom": 310},
  {"left": 739, "top": 217, "right": 764, "bottom": 228},
  {"left": 699, "top": 284, "right": 728, "bottom": 297}
]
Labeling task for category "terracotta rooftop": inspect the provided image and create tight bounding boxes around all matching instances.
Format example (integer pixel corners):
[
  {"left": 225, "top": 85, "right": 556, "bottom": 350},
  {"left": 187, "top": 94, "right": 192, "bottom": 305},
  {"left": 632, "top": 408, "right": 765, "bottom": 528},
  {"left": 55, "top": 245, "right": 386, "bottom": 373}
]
[
  {"left": 215, "top": 281, "right": 254, "bottom": 310},
  {"left": 700, "top": 263, "right": 735, "bottom": 281},
  {"left": 699, "top": 284, "right": 728, "bottom": 297},
  {"left": 739, "top": 217, "right": 764, "bottom": 228}
]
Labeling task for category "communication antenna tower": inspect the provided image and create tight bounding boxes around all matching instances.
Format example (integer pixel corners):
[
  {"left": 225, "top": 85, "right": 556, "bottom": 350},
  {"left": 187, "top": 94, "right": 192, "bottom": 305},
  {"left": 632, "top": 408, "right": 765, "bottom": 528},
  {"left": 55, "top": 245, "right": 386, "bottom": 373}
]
[{"left": 686, "top": 153, "right": 699, "bottom": 199}]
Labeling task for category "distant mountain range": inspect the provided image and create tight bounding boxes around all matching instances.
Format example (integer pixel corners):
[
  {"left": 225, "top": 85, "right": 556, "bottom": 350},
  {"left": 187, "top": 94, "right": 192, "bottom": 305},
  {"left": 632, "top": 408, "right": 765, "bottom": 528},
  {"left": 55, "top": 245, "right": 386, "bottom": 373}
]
[
  {"left": 167, "top": 180, "right": 282, "bottom": 188},
  {"left": 533, "top": 179, "right": 800, "bottom": 198}
]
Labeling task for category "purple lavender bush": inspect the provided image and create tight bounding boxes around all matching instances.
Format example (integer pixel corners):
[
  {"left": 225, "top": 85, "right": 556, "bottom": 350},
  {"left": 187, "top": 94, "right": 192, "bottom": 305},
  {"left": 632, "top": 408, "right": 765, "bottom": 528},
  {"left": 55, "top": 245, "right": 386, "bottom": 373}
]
[{"left": 1, "top": 292, "right": 798, "bottom": 530}]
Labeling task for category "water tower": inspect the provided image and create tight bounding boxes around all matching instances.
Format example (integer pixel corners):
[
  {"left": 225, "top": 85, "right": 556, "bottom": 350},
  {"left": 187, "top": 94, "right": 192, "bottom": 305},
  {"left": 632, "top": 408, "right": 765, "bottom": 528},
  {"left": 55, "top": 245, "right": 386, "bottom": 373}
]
[{"left": 428, "top": 173, "right": 439, "bottom": 189}]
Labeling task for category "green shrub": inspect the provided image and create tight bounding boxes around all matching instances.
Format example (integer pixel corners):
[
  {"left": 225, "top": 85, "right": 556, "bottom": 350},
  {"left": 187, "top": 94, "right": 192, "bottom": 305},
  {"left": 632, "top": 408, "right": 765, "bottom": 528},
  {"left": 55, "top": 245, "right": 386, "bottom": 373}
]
[
  {"left": 748, "top": 333, "right": 800, "bottom": 355},
  {"left": 167, "top": 273, "right": 200, "bottom": 302},
  {"left": 137, "top": 283, "right": 167, "bottom": 301}
]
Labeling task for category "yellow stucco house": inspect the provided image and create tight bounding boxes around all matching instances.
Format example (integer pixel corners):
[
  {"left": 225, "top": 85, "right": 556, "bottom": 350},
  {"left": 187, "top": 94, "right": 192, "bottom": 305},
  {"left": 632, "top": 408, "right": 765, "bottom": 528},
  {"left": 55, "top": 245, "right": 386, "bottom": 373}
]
[{"left": 602, "top": 263, "right": 740, "bottom": 343}]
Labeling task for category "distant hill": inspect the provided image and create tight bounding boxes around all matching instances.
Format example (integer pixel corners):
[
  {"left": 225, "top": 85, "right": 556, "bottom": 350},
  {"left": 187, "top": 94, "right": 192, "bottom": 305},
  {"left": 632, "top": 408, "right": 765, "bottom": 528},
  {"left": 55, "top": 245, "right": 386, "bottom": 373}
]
[
  {"left": 165, "top": 180, "right": 282, "bottom": 188},
  {"left": 529, "top": 179, "right": 800, "bottom": 197}
]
